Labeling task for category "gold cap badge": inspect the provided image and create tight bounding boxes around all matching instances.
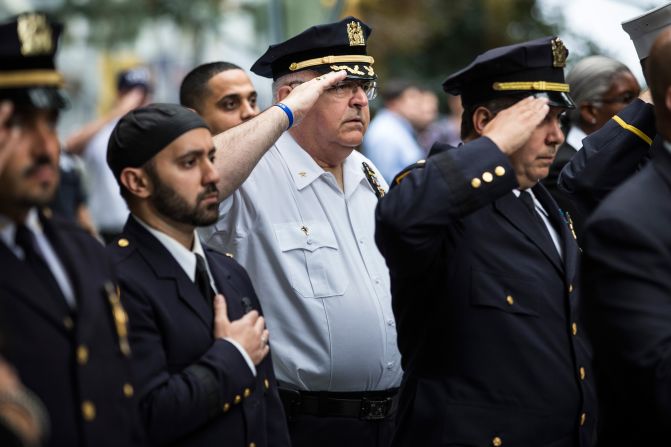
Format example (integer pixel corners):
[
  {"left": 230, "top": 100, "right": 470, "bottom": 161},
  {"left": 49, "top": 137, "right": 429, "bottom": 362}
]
[
  {"left": 551, "top": 37, "right": 567, "bottom": 68},
  {"left": 347, "top": 21, "right": 365, "bottom": 46},
  {"left": 17, "top": 13, "right": 53, "bottom": 56}
]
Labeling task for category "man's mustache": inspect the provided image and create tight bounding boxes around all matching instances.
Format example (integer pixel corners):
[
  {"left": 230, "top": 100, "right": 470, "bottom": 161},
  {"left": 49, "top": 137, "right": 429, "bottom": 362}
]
[
  {"left": 196, "top": 183, "right": 219, "bottom": 202},
  {"left": 23, "top": 155, "right": 55, "bottom": 177}
]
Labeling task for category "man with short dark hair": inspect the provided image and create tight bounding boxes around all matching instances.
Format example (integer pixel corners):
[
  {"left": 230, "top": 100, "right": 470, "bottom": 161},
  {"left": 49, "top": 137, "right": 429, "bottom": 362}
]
[
  {"left": 180, "top": 62, "right": 260, "bottom": 134},
  {"left": 106, "top": 103, "right": 290, "bottom": 446},
  {"left": 376, "top": 37, "right": 596, "bottom": 446}
]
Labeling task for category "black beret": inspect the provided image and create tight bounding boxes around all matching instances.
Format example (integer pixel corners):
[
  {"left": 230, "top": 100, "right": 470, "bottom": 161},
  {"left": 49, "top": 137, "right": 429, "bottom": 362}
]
[
  {"left": 442, "top": 36, "right": 575, "bottom": 109},
  {"left": 107, "top": 103, "right": 210, "bottom": 183},
  {"left": 251, "top": 16, "right": 376, "bottom": 81},
  {"left": 0, "top": 12, "right": 67, "bottom": 109}
]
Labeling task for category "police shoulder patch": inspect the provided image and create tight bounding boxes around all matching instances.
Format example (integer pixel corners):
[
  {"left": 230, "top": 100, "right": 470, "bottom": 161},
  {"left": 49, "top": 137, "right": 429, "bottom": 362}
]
[{"left": 392, "top": 159, "right": 426, "bottom": 187}]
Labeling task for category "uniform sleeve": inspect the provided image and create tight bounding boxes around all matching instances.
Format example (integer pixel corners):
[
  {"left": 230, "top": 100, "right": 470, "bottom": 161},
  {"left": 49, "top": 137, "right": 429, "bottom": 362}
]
[
  {"left": 375, "top": 137, "right": 517, "bottom": 276},
  {"left": 582, "top": 214, "right": 671, "bottom": 420},
  {"left": 558, "top": 99, "right": 656, "bottom": 216},
  {"left": 119, "top": 278, "right": 255, "bottom": 445}
]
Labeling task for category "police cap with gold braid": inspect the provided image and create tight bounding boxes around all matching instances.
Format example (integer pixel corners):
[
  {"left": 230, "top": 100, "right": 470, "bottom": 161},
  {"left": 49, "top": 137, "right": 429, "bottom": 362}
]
[
  {"left": 0, "top": 12, "right": 67, "bottom": 109},
  {"left": 251, "top": 16, "right": 376, "bottom": 81},
  {"left": 442, "top": 36, "right": 575, "bottom": 109}
]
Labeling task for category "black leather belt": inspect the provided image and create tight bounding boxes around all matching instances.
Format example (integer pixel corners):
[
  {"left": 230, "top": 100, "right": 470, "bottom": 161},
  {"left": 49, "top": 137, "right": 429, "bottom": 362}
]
[{"left": 279, "top": 388, "right": 399, "bottom": 421}]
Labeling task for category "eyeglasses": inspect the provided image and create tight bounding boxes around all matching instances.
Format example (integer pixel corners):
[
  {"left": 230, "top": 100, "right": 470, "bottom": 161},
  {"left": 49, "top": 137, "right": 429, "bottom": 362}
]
[
  {"left": 327, "top": 80, "right": 378, "bottom": 100},
  {"left": 288, "top": 79, "right": 378, "bottom": 101},
  {"left": 592, "top": 91, "right": 638, "bottom": 106}
]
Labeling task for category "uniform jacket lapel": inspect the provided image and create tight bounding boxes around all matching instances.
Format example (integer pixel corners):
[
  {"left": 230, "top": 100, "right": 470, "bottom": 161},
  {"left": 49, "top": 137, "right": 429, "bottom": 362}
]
[
  {"left": 124, "top": 217, "right": 213, "bottom": 329},
  {"left": 205, "top": 249, "right": 245, "bottom": 321},
  {"left": 494, "top": 190, "right": 564, "bottom": 275},
  {"left": 532, "top": 184, "right": 577, "bottom": 281},
  {"left": 0, "top": 240, "right": 71, "bottom": 329}
]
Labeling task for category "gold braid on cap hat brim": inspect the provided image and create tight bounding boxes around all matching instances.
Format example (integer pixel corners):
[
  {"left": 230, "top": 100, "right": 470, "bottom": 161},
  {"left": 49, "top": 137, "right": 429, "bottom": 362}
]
[
  {"left": 289, "top": 55, "right": 374, "bottom": 71},
  {"left": 492, "top": 81, "right": 570, "bottom": 92},
  {"left": 0, "top": 70, "right": 64, "bottom": 88}
]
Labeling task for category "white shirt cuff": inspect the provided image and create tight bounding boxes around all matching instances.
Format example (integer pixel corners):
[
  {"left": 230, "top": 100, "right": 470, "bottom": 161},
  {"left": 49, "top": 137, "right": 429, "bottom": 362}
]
[{"left": 223, "top": 337, "right": 257, "bottom": 376}]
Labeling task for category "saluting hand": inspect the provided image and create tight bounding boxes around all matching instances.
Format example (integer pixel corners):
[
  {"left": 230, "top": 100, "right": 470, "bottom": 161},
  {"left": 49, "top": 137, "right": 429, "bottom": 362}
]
[
  {"left": 213, "top": 294, "right": 270, "bottom": 365},
  {"left": 279, "top": 70, "right": 347, "bottom": 126},
  {"left": 0, "top": 101, "right": 21, "bottom": 175},
  {"left": 482, "top": 96, "right": 549, "bottom": 155}
]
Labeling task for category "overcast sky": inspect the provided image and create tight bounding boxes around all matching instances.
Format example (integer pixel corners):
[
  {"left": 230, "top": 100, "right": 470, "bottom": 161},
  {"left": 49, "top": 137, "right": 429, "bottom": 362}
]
[{"left": 539, "top": 0, "right": 670, "bottom": 84}]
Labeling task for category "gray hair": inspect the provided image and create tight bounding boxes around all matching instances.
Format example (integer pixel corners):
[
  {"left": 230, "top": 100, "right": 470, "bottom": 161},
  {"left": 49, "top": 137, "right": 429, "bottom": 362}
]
[
  {"left": 271, "top": 70, "right": 319, "bottom": 102},
  {"left": 566, "top": 55, "right": 633, "bottom": 124}
]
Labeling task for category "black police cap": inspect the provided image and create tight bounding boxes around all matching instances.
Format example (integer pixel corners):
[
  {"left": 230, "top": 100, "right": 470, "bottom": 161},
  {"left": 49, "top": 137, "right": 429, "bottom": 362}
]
[
  {"left": 251, "top": 16, "right": 376, "bottom": 81},
  {"left": 0, "top": 12, "right": 67, "bottom": 109},
  {"left": 442, "top": 36, "right": 575, "bottom": 109},
  {"left": 107, "top": 103, "right": 210, "bottom": 183}
]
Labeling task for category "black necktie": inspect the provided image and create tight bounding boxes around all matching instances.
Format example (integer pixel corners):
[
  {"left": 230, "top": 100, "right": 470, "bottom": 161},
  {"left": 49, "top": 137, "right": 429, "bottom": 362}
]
[
  {"left": 15, "top": 224, "right": 69, "bottom": 304},
  {"left": 518, "top": 190, "right": 555, "bottom": 246},
  {"left": 195, "top": 253, "right": 215, "bottom": 303}
]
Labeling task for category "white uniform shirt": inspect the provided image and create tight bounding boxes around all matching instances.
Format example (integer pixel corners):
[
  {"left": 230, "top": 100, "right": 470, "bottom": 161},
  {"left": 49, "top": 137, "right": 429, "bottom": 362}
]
[{"left": 203, "top": 132, "right": 402, "bottom": 392}]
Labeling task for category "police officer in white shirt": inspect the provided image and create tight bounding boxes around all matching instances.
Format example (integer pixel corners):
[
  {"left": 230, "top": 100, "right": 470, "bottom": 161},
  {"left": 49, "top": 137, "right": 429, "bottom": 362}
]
[{"left": 203, "top": 16, "right": 402, "bottom": 447}]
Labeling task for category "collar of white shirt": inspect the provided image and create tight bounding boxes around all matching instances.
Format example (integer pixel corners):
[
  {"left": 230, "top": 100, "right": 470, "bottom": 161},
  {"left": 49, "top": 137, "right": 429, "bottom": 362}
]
[
  {"left": 565, "top": 126, "right": 587, "bottom": 152},
  {"left": 664, "top": 140, "right": 671, "bottom": 155},
  {"left": 276, "top": 132, "right": 368, "bottom": 198},
  {"left": 512, "top": 188, "right": 549, "bottom": 217},
  {"left": 133, "top": 215, "right": 210, "bottom": 284}
]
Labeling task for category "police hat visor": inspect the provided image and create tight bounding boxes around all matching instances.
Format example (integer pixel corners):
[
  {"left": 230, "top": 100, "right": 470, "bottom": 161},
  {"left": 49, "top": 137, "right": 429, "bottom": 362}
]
[
  {"left": 1, "top": 86, "right": 68, "bottom": 109},
  {"left": 533, "top": 91, "right": 575, "bottom": 109}
]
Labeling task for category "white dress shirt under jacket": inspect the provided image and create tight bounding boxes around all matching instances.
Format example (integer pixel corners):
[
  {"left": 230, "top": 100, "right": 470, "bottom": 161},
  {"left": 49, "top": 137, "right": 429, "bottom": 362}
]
[
  {"left": 0, "top": 208, "right": 76, "bottom": 307},
  {"left": 134, "top": 215, "right": 256, "bottom": 375}
]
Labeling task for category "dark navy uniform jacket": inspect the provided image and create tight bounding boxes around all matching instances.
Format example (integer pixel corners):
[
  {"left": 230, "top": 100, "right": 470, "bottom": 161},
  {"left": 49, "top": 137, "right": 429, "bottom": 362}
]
[
  {"left": 0, "top": 212, "right": 142, "bottom": 447},
  {"left": 107, "top": 216, "right": 289, "bottom": 447},
  {"left": 375, "top": 138, "right": 596, "bottom": 447},
  {"left": 558, "top": 98, "right": 659, "bottom": 219},
  {"left": 581, "top": 130, "right": 671, "bottom": 445}
]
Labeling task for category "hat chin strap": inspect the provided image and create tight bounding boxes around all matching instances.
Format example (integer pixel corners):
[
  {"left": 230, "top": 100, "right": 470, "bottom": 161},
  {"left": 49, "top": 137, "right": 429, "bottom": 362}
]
[{"left": 289, "top": 55, "right": 374, "bottom": 71}]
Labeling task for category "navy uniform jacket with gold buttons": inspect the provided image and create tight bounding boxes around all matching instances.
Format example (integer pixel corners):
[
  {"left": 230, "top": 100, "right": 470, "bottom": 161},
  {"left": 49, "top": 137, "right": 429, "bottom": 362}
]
[
  {"left": 107, "top": 216, "right": 289, "bottom": 447},
  {"left": 581, "top": 137, "right": 671, "bottom": 446},
  {"left": 0, "top": 212, "right": 142, "bottom": 447},
  {"left": 375, "top": 138, "right": 596, "bottom": 447}
]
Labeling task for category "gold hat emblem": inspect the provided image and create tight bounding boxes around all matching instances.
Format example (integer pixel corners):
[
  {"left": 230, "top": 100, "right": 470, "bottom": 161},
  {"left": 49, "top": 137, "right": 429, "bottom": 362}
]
[
  {"left": 551, "top": 37, "right": 567, "bottom": 68},
  {"left": 17, "top": 13, "right": 53, "bottom": 56},
  {"left": 347, "top": 21, "right": 365, "bottom": 46}
]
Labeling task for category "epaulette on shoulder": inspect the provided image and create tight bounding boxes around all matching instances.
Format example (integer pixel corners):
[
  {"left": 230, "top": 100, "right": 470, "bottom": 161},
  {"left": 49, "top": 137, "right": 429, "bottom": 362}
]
[{"left": 392, "top": 159, "right": 426, "bottom": 187}]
